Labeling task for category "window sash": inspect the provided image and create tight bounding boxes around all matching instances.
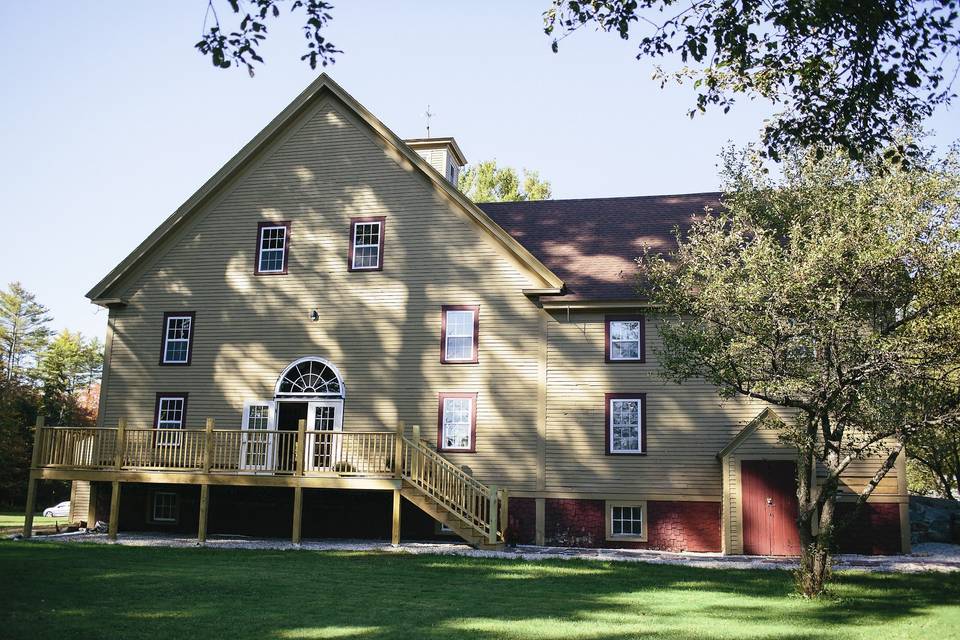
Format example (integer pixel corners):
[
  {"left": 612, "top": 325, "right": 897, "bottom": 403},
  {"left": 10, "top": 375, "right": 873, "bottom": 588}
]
[
  {"left": 162, "top": 316, "right": 192, "bottom": 363},
  {"left": 611, "top": 505, "right": 643, "bottom": 536},
  {"left": 441, "top": 397, "right": 473, "bottom": 450},
  {"left": 156, "top": 396, "right": 185, "bottom": 446},
  {"left": 444, "top": 309, "right": 475, "bottom": 361},
  {"left": 609, "top": 398, "right": 642, "bottom": 453},
  {"left": 609, "top": 320, "right": 641, "bottom": 360},
  {"left": 258, "top": 226, "right": 287, "bottom": 273},
  {"left": 351, "top": 221, "right": 382, "bottom": 269},
  {"left": 152, "top": 492, "right": 178, "bottom": 522}
]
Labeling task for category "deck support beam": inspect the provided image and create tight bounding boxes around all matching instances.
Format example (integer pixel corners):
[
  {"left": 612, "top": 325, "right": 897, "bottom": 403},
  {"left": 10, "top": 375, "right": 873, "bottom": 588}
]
[
  {"left": 198, "top": 484, "right": 210, "bottom": 544},
  {"left": 535, "top": 497, "right": 545, "bottom": 546},
  {"left": 108, "top": 480, "right": 121, "bottom": 540},
  {"left": 292, "top": 485, "right": 303, "bottom": 545},
  {"left": 86, "top": 482, "right": 98, "bottom": 528},
  {"left": 23, "top": 416, "right": 44, "bottom": 539},
  {"left": 391, "top": 488, "right": 401, "bottom": 546}
]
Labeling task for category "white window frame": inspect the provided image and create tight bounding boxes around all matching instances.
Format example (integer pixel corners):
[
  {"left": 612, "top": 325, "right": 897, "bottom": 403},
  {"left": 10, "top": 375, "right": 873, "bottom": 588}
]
[
  {"left": 439, "top": 394, "right": 475, "bottom": 452},
  {"left": 608, "top": 396, "right": 644, "bottom": 454},
  {"left": 351, "top": 220, "right": 382, "bottom": 270},
  {"left": 152, "top": 492, "right": 179, "bottom": 523},
  {"left": 161, "top": 315, "right": 193, "bottom": 364},
  {"left": 257, "top": 224, "right": 288, "bottom": 273},
  {"left": 155, "top": 395, "right": 186, "bottom": 447},
  {"left": 608, "top": 319, "right": 643, "bottom": 361},
  {"left": 240, "top": 401, "right": 277, "bottom": 472},
  {"left": 605, "top": 501, "right": 647, "bottom": 542},
  {"left": 442, "top": 307, "right": 478, "bottom": 363}
]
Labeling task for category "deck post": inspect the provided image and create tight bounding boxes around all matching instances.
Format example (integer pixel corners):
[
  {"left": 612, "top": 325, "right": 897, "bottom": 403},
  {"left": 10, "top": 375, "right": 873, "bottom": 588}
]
[
  {"left": 198, "top": 484, "right": 210, "bottom": 544},
  {"left": 393, "top": 422, "right": 404, "bottom": 479},
  {"left": 86, "top": 482, "right": 98, "bottom": 529},
  {"left": 499, "top": 489, "right": 509, "bottom": 542},
  {"left": 535, "top": 498, "right": 545, "bottom": 546},
  {"left": 203, "top": 418, "right": 214, "bottom": 473},
  {"left": 108, "top": 480, "right": 121, "bottom": 540},
  {"left": 391, "top": 488, "right": 401, "bottom": 546},
  {"left": 412, "top": 424, "right": 420, "bottom": 443},
  {"left": 23, "top": 416, "right": 44, "bottom": 539},
  {"left": 114, "top": 417, "right": 127, "bottom": 470},
  {"left": 292, "top": 485, "right": 303, "bottom": 545},
  {"left": 488, "top": 484, "right": 498, "bottom": 545},
  {"left": 295, "top": 418, "right": 306, "bottom": 477}
]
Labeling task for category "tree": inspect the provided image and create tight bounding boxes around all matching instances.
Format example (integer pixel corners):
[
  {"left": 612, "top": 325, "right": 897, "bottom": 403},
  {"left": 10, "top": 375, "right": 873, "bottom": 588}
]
[
  {"left": 637, "top": 143, "right": 960, "bottom": 596},
  {"left": 196, "top": 0, "right": 340, "bottom": 76},
  {"left": 458, "top": 161, "right": 552, "bottom": 202},
  {"left": 908, "top": 417, "right": 960, "bottom": 500},
  {"left": 543, "top": 1, "right": 960, "bottom": 164},
  {"left": 37, "top": 331, "right": 103, "bottom": 426},
  {"left": 0, "top": 282, "right": 52, "bottom": 383}
]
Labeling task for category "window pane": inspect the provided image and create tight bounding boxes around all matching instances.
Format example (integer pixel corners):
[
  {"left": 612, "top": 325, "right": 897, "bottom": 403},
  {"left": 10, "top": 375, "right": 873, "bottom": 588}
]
[
  {"left": 445, "top": 336, "right": 473, "bottom": 361},
  {"left": 610, "top": 399, "right": 641, "bottom": 452},
  {"left": 259, "top": 227, "right": 286, "bottom": 272},
  {"left": 353, "top": 245, "right": 379, "bottom": 268},
  {"left": 612, "top": 341, "right": 639, "bottom": 359},
  {"left": 442, "top": 397, "right": 472, "bottom": 449},
  {"left": 611, "top": 321, "right": 639, "bottom": 341}
]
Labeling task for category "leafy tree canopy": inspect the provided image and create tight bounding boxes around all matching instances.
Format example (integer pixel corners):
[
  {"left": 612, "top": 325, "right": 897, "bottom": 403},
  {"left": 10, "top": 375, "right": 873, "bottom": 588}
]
[
  {"left": 458, "top": 160, "right": 552, "bottom": 203},
  {"left": 543, "top": 1, "right": 960, "bottom": 163},
  {"left": 638, "top": 141, "right": 960, "bottom": 594}
]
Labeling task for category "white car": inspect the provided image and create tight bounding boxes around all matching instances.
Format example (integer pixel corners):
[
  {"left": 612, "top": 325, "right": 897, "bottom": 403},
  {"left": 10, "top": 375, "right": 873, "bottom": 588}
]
[{"left": 42, "top": 501, "right": 70, "bottom": 518}]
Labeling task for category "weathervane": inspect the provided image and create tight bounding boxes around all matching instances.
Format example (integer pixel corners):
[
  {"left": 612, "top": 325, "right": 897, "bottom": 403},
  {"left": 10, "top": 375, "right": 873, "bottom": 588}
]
[{"left": 423, "top": 104, "right": 434, "bottom": 138}]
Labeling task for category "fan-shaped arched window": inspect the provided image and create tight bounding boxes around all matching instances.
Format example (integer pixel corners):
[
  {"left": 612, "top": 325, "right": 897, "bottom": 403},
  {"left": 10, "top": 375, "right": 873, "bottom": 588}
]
[{"left": 275, "top": 357, "right": 345, "bottom": 397}]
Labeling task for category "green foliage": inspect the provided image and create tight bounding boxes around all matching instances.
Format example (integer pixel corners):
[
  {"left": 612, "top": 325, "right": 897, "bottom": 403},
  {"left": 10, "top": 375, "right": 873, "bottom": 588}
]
[
  {"left": 37, "top": 331, "right": 103, "bottom": 426},
  {"left": 196, "top": 0, "right": 340, "bottom": 76},
  {"left": 907, "top": 419, "right": 960, "bottom": 500},
  {"left": 458, "top": 160, "right": 552, "bottom": 203},
  {"left": 544, "top": 1, "right": 960, "bottom": 164},
  {"left": 638, "top": 141, "right": 960, "bottom": 594},
  {"left": 0, "top": 282, "right": 52, "bottom": 382}
]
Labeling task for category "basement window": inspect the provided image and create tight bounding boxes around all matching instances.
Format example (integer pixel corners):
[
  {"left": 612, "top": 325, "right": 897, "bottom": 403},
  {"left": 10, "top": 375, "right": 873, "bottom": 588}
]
[
  {"left": 152, "top": 492, "right": 179, "bottom": 523},
  {"left": 605, "top": 501, "right": 647, "bottom": 542}
]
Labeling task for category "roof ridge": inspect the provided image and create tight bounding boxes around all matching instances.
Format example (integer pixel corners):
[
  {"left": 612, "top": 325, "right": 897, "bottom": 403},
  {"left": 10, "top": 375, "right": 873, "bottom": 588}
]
[{"left": 476, "top": 191, "right": 722, "bottom": 206}]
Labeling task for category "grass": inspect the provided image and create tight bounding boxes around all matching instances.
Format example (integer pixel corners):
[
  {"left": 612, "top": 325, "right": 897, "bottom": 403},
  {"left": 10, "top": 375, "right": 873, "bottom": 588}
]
[
  {"left": 1, "top": 542, "right": 958, "bottom": 640},
  {"left": 0, "top": 511, "right": 66, "bottom": 534}
]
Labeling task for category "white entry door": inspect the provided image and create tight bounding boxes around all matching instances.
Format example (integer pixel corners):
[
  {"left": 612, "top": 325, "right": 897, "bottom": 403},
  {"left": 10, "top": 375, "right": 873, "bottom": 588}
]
[
  {"left": 305, "top": 400, "right": 344, "bottom": 472},
  {"left": 240, "top": 401, "right": 277, "bottom": 472}
]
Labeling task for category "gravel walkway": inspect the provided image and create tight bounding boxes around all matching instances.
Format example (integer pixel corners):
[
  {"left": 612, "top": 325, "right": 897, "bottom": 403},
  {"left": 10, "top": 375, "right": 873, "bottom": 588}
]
[{"left": 16, "top": 531, "right": 960, "bottom": 573}]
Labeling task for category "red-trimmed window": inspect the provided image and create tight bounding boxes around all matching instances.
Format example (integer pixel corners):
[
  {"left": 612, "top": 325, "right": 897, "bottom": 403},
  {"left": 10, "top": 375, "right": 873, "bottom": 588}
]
[
  {"left": 154, "top": 393, "right": 188, "bottom": 447},
  {"left": 437, "top": 392, "right": 477, "bottom": 452},
  {"left": 441, "top": 305, "right": 479, "bottom": 364},
  {"left": 160, "top": 312, "right": 195, "bottom": 365},
  {"left": 255, "top": 221, "right": 290, "bottom": 274},
  {"left": 605, "top": 393, "right": 646, "bottom": 455},
  {"left": 349, "top": 217, "right": 385, "bottom": 271},
  {"left": 605, "top": 315, "right": 645, "bottom": 362}
]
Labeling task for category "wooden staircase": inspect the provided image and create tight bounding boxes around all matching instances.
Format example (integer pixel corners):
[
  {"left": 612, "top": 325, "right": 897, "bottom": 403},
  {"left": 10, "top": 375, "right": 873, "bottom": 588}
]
[{"left": 399, "top": 433, "right": 507, "bottom": 550}]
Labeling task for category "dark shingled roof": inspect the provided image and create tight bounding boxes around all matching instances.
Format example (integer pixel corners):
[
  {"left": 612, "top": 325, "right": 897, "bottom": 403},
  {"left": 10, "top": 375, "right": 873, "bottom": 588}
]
[{"left": 479, "top": 192, "right": 722, "bottom": 300}]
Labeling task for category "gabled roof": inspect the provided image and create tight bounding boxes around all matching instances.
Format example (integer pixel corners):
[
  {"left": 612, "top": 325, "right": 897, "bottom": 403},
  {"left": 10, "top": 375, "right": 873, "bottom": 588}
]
[
  {"left": 716, "top": 407, "right": 787, "bottom": 460},
  {"left": 87, "top": 74, "right": 562, "bottom": 304},
  {"left": 479, "top": 192, "right": 721, "bottom": 302}
]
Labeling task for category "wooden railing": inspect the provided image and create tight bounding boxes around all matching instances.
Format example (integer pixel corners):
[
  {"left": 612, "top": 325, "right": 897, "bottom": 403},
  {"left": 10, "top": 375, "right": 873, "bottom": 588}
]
[
  {"left": 34, "top": 423, "right": 506, "bottom": 544},
  {"left": 34, "top": 426, "right": 397, "bottom": 477},
  {"left": 400, "top": 433, "right": 506, "bottom": 544}
]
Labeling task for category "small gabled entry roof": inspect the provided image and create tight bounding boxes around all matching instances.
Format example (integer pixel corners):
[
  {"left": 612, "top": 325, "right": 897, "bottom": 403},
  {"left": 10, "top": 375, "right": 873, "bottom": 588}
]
[
  {"left": 716, "top": 407, "right": 787, "bottom": 460},
  {"left": 87, "top": 74, "right": 563, "bottom": 305}
]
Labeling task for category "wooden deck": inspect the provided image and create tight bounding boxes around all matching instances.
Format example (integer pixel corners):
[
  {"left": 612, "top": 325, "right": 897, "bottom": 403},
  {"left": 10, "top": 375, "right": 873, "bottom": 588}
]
[{"left": 23, "top": 418, "right": 507, "bottom": 549}]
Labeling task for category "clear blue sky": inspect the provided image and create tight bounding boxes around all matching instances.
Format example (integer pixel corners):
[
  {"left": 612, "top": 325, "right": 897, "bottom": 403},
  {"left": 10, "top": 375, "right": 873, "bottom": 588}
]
[{"left": 2, "top": 2, "right": 958, "bottom": 341}]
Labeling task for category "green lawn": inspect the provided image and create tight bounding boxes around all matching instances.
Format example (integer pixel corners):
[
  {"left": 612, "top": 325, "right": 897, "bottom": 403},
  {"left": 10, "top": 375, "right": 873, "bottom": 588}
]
[
  {"left": 1, "top": 542, "right": 957, "bottom": 640},
  {"left": 0, "top": 512, "right": 65, "bottom": 532}
]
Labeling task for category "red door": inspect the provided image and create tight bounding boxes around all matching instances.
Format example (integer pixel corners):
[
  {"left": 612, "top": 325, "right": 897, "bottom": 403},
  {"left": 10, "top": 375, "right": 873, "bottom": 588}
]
[{"left": 741, "top": 460, "right": 801, "bottom": 556}]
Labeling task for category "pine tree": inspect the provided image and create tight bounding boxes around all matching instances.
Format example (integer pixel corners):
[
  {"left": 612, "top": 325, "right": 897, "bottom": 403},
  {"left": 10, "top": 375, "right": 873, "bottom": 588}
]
[{"left": 0, "top": 282, "right": 52, "bottom": 382}]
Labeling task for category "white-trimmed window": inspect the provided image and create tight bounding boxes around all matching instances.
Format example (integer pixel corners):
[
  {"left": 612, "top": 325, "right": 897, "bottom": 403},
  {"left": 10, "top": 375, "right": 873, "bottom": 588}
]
[
  {"left": 606, "top": 502, "right": 647, "bottom": 541},
  {"left": 607, "top": 395, "right": 644, "bottom": 454},
  {"left": 155, "top": 394, "right": 186, "bottom": 446},
  {"left": 161, "top": 313, "right": 194, "bottom": 364},
  {"left": 256, "top": 222, "right": 289, "bottom": 274},
  {"left": 152, "top": 492, "right": 178, "bottom": 523},
  {"left": 441, "top": 306, "right": 478, "bottom": 364},
  {"left": 606, "top": 316, "right": 644, "bottom": 362},
  {"left": 438, "top": 392, "right": 476, "bottom": 452},
  {"left": 349, "top": 217, "right": 385, "bottom": 271}
]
